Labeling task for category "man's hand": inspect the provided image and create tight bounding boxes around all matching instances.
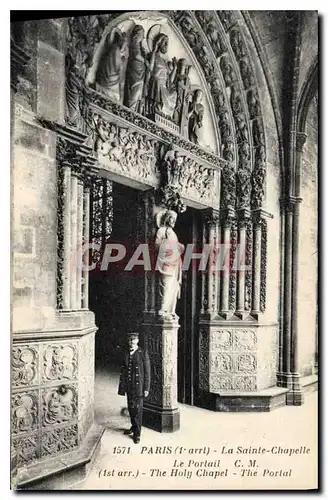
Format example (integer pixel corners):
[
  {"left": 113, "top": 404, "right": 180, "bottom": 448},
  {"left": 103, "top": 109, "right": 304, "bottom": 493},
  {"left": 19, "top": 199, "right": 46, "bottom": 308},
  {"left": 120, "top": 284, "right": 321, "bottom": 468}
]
[{"left": 144, "top": 391, "right": 149, "bottom": 398}]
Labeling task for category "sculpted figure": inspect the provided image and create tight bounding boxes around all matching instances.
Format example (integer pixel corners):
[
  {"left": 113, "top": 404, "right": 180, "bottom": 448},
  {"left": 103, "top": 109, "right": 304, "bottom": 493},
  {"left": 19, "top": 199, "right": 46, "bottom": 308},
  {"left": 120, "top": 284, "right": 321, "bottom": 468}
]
[
  {"left": 207, "top": 23, "right": 226, "bottom": 58},
  {"left": 220, "top": 57, "right": 236, "bottom": 87},
  {"left": 247, "top": 90, "right": 260, "bottom": 118},
  {"left": 240, "top": 58, "right": 255, "bottom": 89},
  {"left": 95, "top": 26, "right": 128, "bottom": 101},
  {"left": 188, "top": 89, "right": 204, "bottom": 144},
  {"left": 146, "top": 26, "right": 178, "bottom": 119},
  {"left": 174, "top": 58, "right": 191, "bottom": 128},
  {"left": 155, "top": 210, "right": 184, "bottom": 320},
  {"left": 124, "top": 25, "right": 147, "bottom": 113}
]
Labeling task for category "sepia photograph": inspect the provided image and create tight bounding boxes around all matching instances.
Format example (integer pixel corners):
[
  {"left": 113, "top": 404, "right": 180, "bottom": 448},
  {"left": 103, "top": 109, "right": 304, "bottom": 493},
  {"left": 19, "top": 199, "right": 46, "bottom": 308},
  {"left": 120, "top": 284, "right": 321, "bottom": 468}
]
[{"left": 10, "top": 8, "right": 319, "bottom": 491}]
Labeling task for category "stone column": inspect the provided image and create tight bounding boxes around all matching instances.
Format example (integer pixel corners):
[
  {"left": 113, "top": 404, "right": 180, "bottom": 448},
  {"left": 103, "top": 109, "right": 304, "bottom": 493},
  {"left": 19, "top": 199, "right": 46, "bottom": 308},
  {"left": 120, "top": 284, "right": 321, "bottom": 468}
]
[
  {"left": 251, "top": 211, "right": 262, "bottom": 320},
  {"left": 278, "top": 199, "right": 293, "bottom": 388},
  {"left": 142, "top": 318, "right": 180, "bottom": 432},
  {"left": 62, "top": 165, "right": 72, "bottom": 309},
  {"left": 288, "top": 196, "right": 304, "bottom": 405},
  {"left": 76, "top": 179, "right": 84, "bottom": 309},
  {"left": 82, "top": 181, "right": 90, "bottom": 310},
  {"left": 202, "top": 209, "right": 220, "bottom": 319},
  {"left": 235, "top": 209, "right": 250, "bottom": 319},
  {"left": 219, "top": 209, "right": 235, "bottom": 319},
  {"left": 141, "top": 190, "right": 156, "bottom": 319},
  {"left": 70, "top": 173, "right": 78, "bottom": 309}
]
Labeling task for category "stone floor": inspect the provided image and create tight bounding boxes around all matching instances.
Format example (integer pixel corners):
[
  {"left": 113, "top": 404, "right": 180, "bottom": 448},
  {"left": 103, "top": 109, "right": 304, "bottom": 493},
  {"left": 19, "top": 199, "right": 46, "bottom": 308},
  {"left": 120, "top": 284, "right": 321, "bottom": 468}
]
[{"left": 73, "top": 368, "right": 318, "bottom": 491}]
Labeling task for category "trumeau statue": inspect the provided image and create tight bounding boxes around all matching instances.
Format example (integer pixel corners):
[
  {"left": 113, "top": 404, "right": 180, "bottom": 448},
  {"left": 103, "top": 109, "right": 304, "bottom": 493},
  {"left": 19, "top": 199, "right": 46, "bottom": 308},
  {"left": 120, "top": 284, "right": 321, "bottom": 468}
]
[{"left": 155, "top": 210, "right": 184, "bottom": 320}]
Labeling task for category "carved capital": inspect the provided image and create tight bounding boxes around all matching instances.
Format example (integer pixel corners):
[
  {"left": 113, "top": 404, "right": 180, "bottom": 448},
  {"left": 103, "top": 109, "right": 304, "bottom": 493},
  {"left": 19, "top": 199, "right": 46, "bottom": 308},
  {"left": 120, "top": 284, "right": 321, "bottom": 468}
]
[
  {"left": 220, "top": 208, "right": 236, "bottom": 228},
  {"left": 203, "top": 208, "right": 220, "bottom": 227},
  {"left": 251, "top": 208, "right": 273, "bottom": 225},
  {"left": 296, "top": 132, "right": 307, "bottom": 152},
  {"left": 237, "top": 208, "right": 251, "bottom": 228}
]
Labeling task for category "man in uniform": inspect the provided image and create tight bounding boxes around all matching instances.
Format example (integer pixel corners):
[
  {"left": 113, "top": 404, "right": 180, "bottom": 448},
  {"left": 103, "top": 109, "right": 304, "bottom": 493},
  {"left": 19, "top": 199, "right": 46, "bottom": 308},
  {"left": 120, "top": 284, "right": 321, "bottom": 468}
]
[{"left": 118, "top": 332, "right": 151, "bottom": 443}]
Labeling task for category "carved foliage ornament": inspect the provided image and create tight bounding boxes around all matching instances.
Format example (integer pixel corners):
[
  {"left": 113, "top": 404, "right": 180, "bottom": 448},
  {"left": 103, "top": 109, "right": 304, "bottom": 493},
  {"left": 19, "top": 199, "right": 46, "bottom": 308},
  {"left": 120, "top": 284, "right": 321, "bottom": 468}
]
[
  {"left": 12, "top": 345, "right": 38, "bottom": 387},
  {"left": 221, "top": 163, "right": 236, "bottom": 209}
]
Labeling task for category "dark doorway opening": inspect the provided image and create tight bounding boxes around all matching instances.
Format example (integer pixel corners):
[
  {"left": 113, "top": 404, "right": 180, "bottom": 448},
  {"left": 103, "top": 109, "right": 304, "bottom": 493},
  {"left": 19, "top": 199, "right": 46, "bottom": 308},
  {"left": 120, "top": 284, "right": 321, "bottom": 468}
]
[
  {"left": 89, "top": 181, "right": 144, "bottom": 371},
  {"left": 175, "top": 207, "right": 202, "bottom": 406}
]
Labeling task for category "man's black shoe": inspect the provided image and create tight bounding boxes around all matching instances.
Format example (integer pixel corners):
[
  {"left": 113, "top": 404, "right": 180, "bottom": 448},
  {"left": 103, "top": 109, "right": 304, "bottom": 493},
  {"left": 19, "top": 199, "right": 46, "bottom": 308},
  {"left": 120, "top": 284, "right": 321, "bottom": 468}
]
[
  {"left": 133, "top": 436, "right": 140, "bottom": 444},
  {"left": 123, "top": 428, "right": 133, "bottom": 435}
]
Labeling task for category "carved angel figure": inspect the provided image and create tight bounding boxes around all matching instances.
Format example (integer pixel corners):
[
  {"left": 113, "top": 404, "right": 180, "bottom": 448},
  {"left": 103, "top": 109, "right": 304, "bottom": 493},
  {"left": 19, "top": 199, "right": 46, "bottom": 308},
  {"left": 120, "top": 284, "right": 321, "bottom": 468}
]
[
  {"left": 95, "top": 26, "right": 128, "bottom": 102},
  {"left": 207, "top": 23, "right": 226, "bottom": 58},
  {"left": 240, "top": 58, "right": 255, "bottom": 90}
]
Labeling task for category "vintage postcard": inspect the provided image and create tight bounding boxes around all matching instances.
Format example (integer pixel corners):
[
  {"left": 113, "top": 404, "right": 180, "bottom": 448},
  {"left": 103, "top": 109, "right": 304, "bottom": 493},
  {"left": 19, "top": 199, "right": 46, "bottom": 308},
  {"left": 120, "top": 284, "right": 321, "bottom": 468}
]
[{"left": 10, "top": 9, "right": 318, "bottom": 491}]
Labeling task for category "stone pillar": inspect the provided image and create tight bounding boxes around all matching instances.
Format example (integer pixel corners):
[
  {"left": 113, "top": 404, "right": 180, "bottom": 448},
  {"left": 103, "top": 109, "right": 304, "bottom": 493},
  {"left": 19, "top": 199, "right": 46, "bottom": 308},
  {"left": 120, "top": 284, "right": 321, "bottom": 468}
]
[
  {"left": 62, "top": 166, "right": 72, "bottom": 309},
  {"left": 82, "top": 182, "right": 90, "bottom": 310},
  {"left": 70, "top": 173, "right": 78, "bottom": 310},
  {"left": 288, "top": 196, "right": 304, "bottom": 405},
  {"left": 277, "top": 199, "right": 293, "bottom": 389},
  {"left": 235, "top": 209, "right": 250, "bottom": 319},
  {"left": 202, "top": 209, "right": 220, "bottom": 319},
  {"left": 251, "top": 212, "right": 262, "bottom": 320},
  {"left": 76, "top": 179, "right": 84, "bottom": 309},
  {"left": 142, "top": 318, "right": 180, "bottom": 432},
  {"left": 219, "top": 209, "right": 235, "bottom": 319}
]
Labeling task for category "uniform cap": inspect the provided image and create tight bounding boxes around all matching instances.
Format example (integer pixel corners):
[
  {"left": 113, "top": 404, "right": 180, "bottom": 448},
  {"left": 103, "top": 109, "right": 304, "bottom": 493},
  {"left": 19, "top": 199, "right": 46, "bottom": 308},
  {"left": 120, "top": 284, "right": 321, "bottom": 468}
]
[{"left": 127, "top": 332, "right": 139, "bottom": 339}]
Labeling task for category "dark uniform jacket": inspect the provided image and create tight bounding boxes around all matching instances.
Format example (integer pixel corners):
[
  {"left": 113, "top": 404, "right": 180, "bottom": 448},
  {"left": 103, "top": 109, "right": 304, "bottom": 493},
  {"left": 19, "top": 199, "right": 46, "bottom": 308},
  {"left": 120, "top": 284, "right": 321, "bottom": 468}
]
[{"left": 118, "top": 348, "right": 151, "bottom": 398}]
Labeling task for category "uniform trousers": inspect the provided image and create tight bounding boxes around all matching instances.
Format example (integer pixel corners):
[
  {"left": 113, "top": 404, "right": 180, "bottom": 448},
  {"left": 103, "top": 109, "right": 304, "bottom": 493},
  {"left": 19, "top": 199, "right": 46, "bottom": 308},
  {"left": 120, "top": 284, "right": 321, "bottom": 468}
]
[{"left": 127, "top": 392, "right": 143, "bottom": 438}]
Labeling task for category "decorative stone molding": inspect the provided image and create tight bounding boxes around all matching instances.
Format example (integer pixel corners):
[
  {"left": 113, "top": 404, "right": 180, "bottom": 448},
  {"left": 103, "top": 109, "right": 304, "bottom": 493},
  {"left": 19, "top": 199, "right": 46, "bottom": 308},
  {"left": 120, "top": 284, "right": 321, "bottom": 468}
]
[
  {"left": 296, "top": 131, "right": 307, "bottom": 152},
  {"left": 41, "top": 424, "right": 78, "bottom": 458},
  {"left": 221, "top": 163, "right": 236, "bottom": 209}
]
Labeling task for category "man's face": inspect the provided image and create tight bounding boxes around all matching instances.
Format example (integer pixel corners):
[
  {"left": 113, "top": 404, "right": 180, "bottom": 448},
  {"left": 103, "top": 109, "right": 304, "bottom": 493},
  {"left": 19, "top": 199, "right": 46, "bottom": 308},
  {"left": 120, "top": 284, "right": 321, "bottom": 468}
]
[{"left": 128, "top": 337, "right": 138, "bottom": 350}]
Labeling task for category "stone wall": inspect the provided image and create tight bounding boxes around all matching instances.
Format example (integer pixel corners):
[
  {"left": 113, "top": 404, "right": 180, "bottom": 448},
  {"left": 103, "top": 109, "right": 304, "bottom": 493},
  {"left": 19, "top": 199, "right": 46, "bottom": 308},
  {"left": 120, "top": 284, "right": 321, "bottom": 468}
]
[{"left": 297, "top": 94, "right": 318, "bottom": 376}]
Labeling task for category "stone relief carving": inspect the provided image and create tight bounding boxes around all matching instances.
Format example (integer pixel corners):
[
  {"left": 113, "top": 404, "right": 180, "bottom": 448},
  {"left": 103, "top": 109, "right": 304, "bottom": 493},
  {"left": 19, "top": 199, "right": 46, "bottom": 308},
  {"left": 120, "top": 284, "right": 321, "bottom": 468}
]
[
  {"left": 12, "top": 346, "right": 38, "bottom": 387},
  {"left": 229, "top": 220, "right": 238, "bottom": 311},
  {"left": 199, "top": 329, "right": 209, "bottom": 390},
  {"left": 252, "top": 119, "right": 265, "bottom": 146},
  {"left": 235, "top": 112, "right": 249, "bottom": 144},
  {"left": 218, "top": 11, "right": 235, "bottom": 31},
  {"left": 230, "top": 84, "right": 243, "bottom": 115},
  {"left": 157, "top": 146, "right": 215, "bottom": 212},
  {"left": 211, "top": 329, "right": 233, "bottom": 350},
  {"left": 239, "top": 58, "right": 255, "bottom": 90},
  {"left": 12, "top": 391, "right": 38, "bottom": 434},
  {"left": 13, "top": 435, "right": 38, "bottom": 468},
  {"left": 214, "top": 353, "right": 233, "bottom": 372},
  {"left": 41, "top": 424, "right": 78, "bottom": 458},
  {"left": 251, "top": 145, "right": 266, "bottom": 209},
  {"left": 247, "top": 89, "right": 261, "bottom": 119},
  {"left": 220, "top": 56, "right": 236, "bottom": 87},
  {"left": 236, "top": 353, "right": 256, "bottom": 372},
  {"left": 245, "top": 220, "right": 253, "bottom": 311},
  {"left": 234, "top": 329, "right": 257, "bottom": 350},
  {"left": 236, "top": 164, "right": 252, "bottom": 209},
  {"left": 234, "top": 375, "right": 256, "bottom": 391},
  {"left": 42, "top": 385, "right": 78, "bottom": 426},
  {"left": 187, "top": 89, "right": 204, "bottom": 144},
  {"left": 230, "top": 27, "right": 247, "bottom": 60},
  {"left": 43, "top": 344, "right": 77, "bottom": 381},
  {"left": 221, "top": 163, "right": 236, "bottom": 209},
  {"left": 87, "top": 89, "right": 221, "bottom": 166},
  {"left": 92, "top": 115, "right": 158, "bottom": 179},
  {"left": 260, "top": 219, "right": 267, "bottom": 313}
]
